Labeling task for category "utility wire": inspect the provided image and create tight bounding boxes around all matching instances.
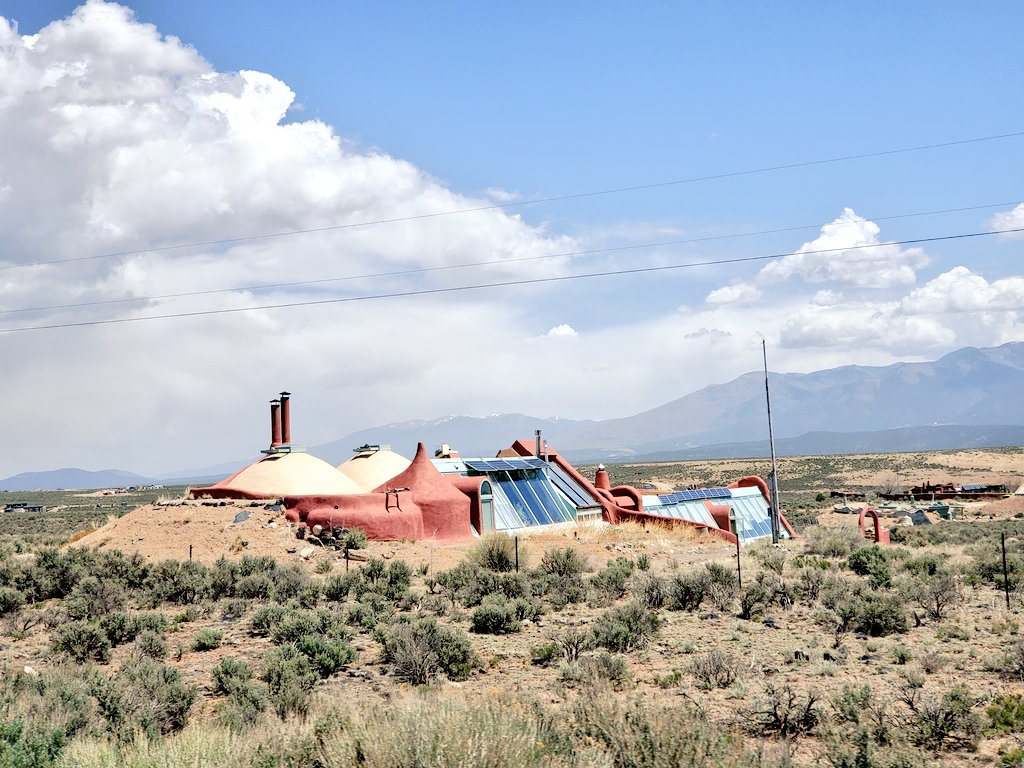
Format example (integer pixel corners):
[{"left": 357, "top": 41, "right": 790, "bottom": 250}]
[
  {"left": 2, "top": 130, "right": 1022, "bottom": 272},
  {"left": 2, "top": 227, "right": 1021, "bottom": 335},
  {"left": 3, "top": 199, "right": 1019, "bottom": 316}
]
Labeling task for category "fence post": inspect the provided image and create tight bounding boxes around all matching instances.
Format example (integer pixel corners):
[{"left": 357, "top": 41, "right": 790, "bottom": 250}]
[
  {"left": 735, "top": 535, "right": 742, "bottom": 590},
  {"left": 1003, "top": 533, "right": 1011, "bottom": 610}
]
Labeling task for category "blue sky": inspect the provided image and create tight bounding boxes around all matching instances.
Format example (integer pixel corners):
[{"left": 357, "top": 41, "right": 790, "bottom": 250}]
[{"left": 0, "top": 1, "right": 1022, "bottom": 476}]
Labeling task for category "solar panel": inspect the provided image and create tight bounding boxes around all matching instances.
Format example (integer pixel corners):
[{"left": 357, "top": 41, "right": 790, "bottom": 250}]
[
  {"left": 658, "top": 487, "right": 730, "bottom": 505},
  {"left": 464, "top": 457, "right": 548, "bottom": 473}
]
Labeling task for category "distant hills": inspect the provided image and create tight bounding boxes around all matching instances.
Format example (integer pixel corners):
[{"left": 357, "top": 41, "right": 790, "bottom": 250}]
[
  {"left": 5, "top": 342, "right": 1024, "bottom": 490},
  {"left": 311, "top": 342, "right": 1024, "bottom": 463},
  {"left": 0, "top": 468, "right": 152, "bottom": 493}
]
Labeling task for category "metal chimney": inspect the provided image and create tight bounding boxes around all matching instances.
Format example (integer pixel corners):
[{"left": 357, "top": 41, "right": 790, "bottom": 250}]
[
  {"left": 270, "top": 399, "right": 282, "bottom": 447},
  {"left": 280, "top": 391, "right": 292, "bottom": 446},
  {"left": 535, "top": 429, "right": 542, "bottom": 458}
]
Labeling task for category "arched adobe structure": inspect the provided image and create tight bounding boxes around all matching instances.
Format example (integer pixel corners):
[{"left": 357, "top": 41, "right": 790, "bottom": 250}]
[
  {"left": 375, "top": 443, "right": 475, "bottom": 541},
  {"left": 858, "top": 507, "right": 891, "bottom": 544},
  {"left": 284, "top": 492, "right": 424, "bottom": 541},
  {"left": 728, "top": 476, "right": 798, "bottom": 538},
  {"left": 447, "top": 475, "right": 489, "bottom": 535},
  {"left": 191, "top": 452, "right": 364, "bottom": 500}
]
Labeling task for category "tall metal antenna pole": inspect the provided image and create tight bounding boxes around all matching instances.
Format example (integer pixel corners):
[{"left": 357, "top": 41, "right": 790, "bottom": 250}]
[{"left": 763, "top": 340, "right": 781, "bottom": 544}]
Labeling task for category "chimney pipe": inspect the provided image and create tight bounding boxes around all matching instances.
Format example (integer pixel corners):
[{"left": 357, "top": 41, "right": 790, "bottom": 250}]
[
  {"left": 535, "top": 429, "right": 542, "bottom": 458},
  {"left": 270, "top": 399, "right": 282, "bottom": 447},
  {"left": 280, "top": 391, "right": 292, "bottom": 445}
]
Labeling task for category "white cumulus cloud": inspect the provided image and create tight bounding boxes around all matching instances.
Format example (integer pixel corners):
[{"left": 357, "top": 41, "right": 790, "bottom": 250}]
[
  {"left": 758, "top": 208, "right": 929, "bottom": 288},
  {"left": 547, "top": 323, "right": 578, "bottom": 337},
  {"left": 705, "top": 283, "right": 762, "bottom": 305},
  {"left": 989, "top": 203, "right": 1024, "bottom": 239}
]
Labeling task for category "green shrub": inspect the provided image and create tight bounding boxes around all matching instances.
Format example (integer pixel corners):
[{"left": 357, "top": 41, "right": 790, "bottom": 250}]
[
  {"left": 144, "top": 559, "right": 210, "bottom": 605},
  {"left": 530, "top": 641, "right": 562, "bottom": 667},
  {"left": 221, "top": 598, "right": 250, "bottom": 620},
  {"left": 296, "top": 635, "right": 357, "bottom": 678},
  {"left": 53, "top": 620, "right": 112, "bottom": 663},
  {"left": 739, "top": 580, "right": 771, "bottom": 620},
  {"left": 98, "top": 611, "right": 141, "bottom": 646},
  {"left": 260, "top": 645, "right": 318, "bottom": 720},
  {"left": 688, "top": 650, "right": 739, "bottom": 690},
  {"left": 557, "top": 629, "right": 594, "bottom": 662},
  {"left": 0, "top": 587, "right": 25, "bottom": 616},
  {"left": 803, "top": 526, "right": 861, "bottom": 558},
  {"left": 92, "top": 659, "right": 198, "bottom": 740},
  {"left": 899, "top": 683, "right": 982, "bottom": 751},
  {"left": 271, "top": 610, "right": 321, "bottom": 645},
  {"left": 847, "top": 545, "right": 893, "bottom": 588},
  {"left": 666, "top": 571, "right": 709, "bottom": 611},
  {"left": 856, "top": 592, "right": 908, "bottom": 636},
  {"left": 211, "top": 657, "right": 254, "bottom": 696},
  {"left": 135, "top": 629, "right": 168, "bottom": 660},
  {"left": 635, "top": 574, "right": 667, "bottom": 609},
  {"left": 209, "top": 556, "right": 238, "bottom": 599},
  {"left": 987, "top": 693, "right": 1024, "bottom": 735},
  {"left": 902, "top": 552, "right": 947, "bottom": 577},
  {"left": 356, "top": 558, "right": 413, "bottom": 601},
  {"left": 559, "top": 652, "right": 631, "bottom": 688},
  {"left": 591, "top": 601, "right": 659, "bottom": 652},
  {"left": 323, "top": 572, "right": 360, "bottom": 602},
  {"left": 903, "top": 569, "right": 964, "bottom": 620},
  {"left": 832, "top": 684, "right": 874, "bottom": 724},
  {"left": 343, "top": 528, "right": 368, "bottom": 550},
  {"left": 0, "top": 719, "right": 66, "bottom": 766},
  {"left": 470, "top": 598, "right": 522, "bottom": 635},
  {"left": 249, "top": 605, "right": 286, "bottom": 636},
  {"left": 271, "top": 564, "right": 312, "bottom": 602},
  {"left": 137, "top": 611, "right": 170, "bottom": 634},
  {"left": 235, "top": 572, "right": 274, "bottom": 600},
  {"left": 751, "top": 544, "right": 787, "bottom": 575},
  {"left": 468, "top": 534, "right": 521, "bottom": 572},
  {"left": 376, "top": 618, "right": 477, "bottom": 684},
  {"left": 540, "top": 547, "right": 589, "bottom": 578},
  {"left": 192, "top": 628, "right": 223, "bottom": 651},
  {"left": 238, "top": 554, "right": 277, "bottom": 577},
  {"left": 65, "top": 575, "right": 127, "bottom": 620},
  {"left": 588, "top": 558, "right": 635, "bottom": 606}
]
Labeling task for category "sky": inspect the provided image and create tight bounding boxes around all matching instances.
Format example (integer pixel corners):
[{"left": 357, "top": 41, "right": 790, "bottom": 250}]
[{"left": 0, "top": 1, "right": 1023, "bottom": 478}]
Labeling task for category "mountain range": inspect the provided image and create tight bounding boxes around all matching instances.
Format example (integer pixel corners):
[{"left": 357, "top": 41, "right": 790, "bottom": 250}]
[{"left": 4, "top": 342, "right": 1024, "bottom": 490}]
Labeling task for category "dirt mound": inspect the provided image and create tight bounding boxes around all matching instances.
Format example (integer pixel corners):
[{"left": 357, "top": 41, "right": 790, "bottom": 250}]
[
  {"left": 69, "top": 500, "right": 302, "bottom": 563},
  {"left": 66, "top": 499, "right": 736, "bottom": 574}
]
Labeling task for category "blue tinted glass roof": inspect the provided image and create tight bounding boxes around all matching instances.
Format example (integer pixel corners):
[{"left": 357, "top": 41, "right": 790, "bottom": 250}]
[{"left": 547, "top": 463, "right": 602, "bottom": 508}]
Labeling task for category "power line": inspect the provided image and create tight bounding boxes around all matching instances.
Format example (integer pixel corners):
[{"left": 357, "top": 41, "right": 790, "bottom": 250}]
[
  {"left": 2, "top": 130, "right": 1022, "bottom": 272},
  {"left": 3, "top": 199, "right": 1019, "bottom": 316},
  {"left": 2, "top": 226, "right": 1020, "bottom": 335}
]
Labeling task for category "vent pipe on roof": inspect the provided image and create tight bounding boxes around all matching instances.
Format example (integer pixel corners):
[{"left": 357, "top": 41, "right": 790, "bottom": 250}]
[
  {"left": 280, "top": 391, "right": 292, "bottom": 445},
  {"left": 270, "top": 399, "right": 282, "bottom": 447},
  {"left": 535, "top": 429, "right": 542, "bottom": 459}
]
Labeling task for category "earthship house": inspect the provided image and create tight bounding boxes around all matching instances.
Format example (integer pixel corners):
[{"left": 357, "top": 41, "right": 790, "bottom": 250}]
[{"left": 192, "top": 393, "right": 792, "bottom": 545}]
